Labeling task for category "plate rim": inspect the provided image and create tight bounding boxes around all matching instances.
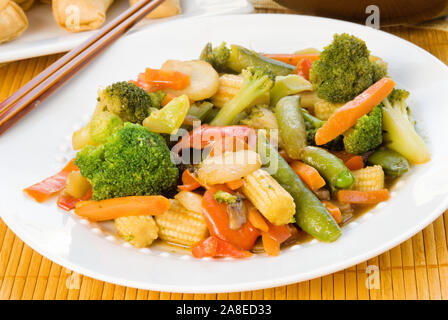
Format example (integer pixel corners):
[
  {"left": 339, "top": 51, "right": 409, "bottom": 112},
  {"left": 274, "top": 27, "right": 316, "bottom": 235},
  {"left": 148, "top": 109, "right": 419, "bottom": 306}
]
[{"left": 1, "top": 13, "right": 448, "bottom": 293}]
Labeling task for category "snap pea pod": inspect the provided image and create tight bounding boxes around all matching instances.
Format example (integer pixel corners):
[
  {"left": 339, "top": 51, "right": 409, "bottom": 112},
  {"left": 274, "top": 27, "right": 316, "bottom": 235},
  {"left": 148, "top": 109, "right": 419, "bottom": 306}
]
[
  {"left": 270, "top": 75, "right": 313, "bottom": 106},
  {"left": 367, "top": 148, "right": 409, "bottom": 176},
  {"left": 257, "top": 131, "right": 341, "bottom": 242},
  {"left": 227, "top": 45, "right": 295, "bottom": 76},
  {"left": 300, "top": 146, "right": 354, "bottom": 190},
  {"left": 275, "top": 96, "right": 307, "bottom": 160},
  {"left": 301, "top": 108, "right": 324, "bottom": 128}
]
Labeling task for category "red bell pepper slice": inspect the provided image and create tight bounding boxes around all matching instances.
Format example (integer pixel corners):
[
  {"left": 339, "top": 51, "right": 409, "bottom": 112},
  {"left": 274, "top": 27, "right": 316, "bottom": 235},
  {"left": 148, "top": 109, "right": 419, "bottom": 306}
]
[
  {"left": 24, "top": 159, "right": 78, "bottom": 203},
  {"left": 294, "top": 58, "right": 313, "bottom": 80},
  {"left": 57, "top": 189, "right": 92, "bottom": 212},
  {"left": 178, "top": 169, "right": 202, "bottom": 191},
  {"left": 202, "top": 187, "right": 260, "bottom": 251},
  {"left": 172, "top": 125, "right": 257, "bottom": 154},
  {"left": 192, "top": 236, "right": 253, "bottom": 259}
]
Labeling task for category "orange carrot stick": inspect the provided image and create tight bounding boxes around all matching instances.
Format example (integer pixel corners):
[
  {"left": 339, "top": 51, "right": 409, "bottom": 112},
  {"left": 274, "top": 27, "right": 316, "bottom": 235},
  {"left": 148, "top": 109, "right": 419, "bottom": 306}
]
[
  {"left": 145, "top": 68, "right": 190, "bottom": 90},
  {"left": 247, "top": 203, "right": 269, "bottom": 232},
  {"left": 261, "top": 232, "right": 280, "bottom": 256},
  {"left": 337, "top": 189, "right": 390, "bottom": 204},
  {"left": 74, "top": 196, "right": 171, "bottom": 222},
  {"left": 263, "top": 53, "right": 320, "bottom": 66},
  {"left": 331, "top": 151, "right": 364, "bottom": 171},
  {"left": 226, "top": 179, "right": 244, "bottom": 191},
  {"left": 290, "top": 161, "right": 326, "bottom": 191},
  {"left": 24, "top": 159, "right": 78, "bottom": 203},
  {"left": 322, "top": 200, "right": 342, "bottom": 223},
  {"left": 315, "top": 77, "right": 395, "bottom": 145}
]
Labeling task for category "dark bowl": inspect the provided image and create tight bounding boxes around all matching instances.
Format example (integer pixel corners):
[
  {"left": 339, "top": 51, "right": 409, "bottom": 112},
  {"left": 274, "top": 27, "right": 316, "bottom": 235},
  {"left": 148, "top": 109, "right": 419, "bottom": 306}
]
[{"left": 274, "top": 0, "right": 448, "bottom": 26}]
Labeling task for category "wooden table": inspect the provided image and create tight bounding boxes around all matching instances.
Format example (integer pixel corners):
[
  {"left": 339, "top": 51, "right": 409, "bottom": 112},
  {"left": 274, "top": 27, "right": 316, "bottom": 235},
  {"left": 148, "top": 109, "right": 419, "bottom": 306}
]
[{"left": 0, "top": 7, "right": 447, "bottom": 300}]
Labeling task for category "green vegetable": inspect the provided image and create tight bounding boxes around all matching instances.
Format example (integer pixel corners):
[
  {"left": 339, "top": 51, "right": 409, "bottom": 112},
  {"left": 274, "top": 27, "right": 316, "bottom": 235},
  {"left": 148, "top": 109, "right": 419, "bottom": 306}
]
[
  {"left": 382, "top": 89, "right": 430, "bottom": 164},
  {"left": 214, "top": 190, "right": 238, "bottom": 204},
  {"left": 343, "top": 105, "right": 383, "bottom": 154},
  {"left": 97, "top": 81, "right": 165, "bottom": 123},
  {"left": 275, "top": 96, "right": 307, "bottom": 159},
  {"left": 227, "top": 44, "right": 295, "bottom": 76},
  {"left": 309, "top": 33, "right": 387, "bottom": 103},
  {"left": 75, "top": 123, "right": 178, "bottom": 200},
  {"left": 300, "top": 146, "right": 354, "bottom": 191},
  {"left": 143, "top": 95, "right": 190, "bottom": 134},
  {"left": 210, "top": 68, "right": 274, "bottom": 126},
  {"left": 270, "top": 75, "right": 312, "bottom": 106},
  {"left": 89, "top": 111, "right": 123, "bottom": 144},
  {"left": 367, "top": 148, "right": 409, "bottom": 176},
  {"left": 187, "top": 101, "right": 214, "bottom": 121},
  {"left": 256, "top": 131, "right": 341, "bottom": 242},
  {"left": 240, "top": 105, "right": 278, "bottom": 130},
  {"left": 200, "top": 42, "right": 231, "bottom": 73}
]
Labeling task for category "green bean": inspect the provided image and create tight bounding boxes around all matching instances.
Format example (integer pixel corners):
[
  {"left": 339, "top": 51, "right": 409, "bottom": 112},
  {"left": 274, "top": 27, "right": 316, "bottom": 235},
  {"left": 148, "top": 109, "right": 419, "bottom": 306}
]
[
  {"left": 270, "top": 75, "right": 312, "bottom": 106},
  {"left": 227, "top": 45, "right": 295, "bottom": 76},
  {"left": 257, "top": 131, "right": 341, "bottom": 242},
  {"left": 300, "top": 146, "right": 354, "bottom": 190},
  {"left": 367, "top": 148, "right": 409, "bottom": 176},
  {"left": 275, "top": 96, "right": 307, "bottom": 160},
  {"left": 301, "top": 108, "right": 324, "bottom": 129}
]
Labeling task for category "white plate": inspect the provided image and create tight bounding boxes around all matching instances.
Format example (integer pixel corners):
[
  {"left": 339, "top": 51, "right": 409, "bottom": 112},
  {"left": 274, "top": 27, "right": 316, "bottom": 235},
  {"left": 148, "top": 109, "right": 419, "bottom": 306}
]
[
  {"left": 1, "top": 14, "right": 448, "bottom": 293},
  {"left": 0, "top": 0, "right": 253, "bottom": 63}
]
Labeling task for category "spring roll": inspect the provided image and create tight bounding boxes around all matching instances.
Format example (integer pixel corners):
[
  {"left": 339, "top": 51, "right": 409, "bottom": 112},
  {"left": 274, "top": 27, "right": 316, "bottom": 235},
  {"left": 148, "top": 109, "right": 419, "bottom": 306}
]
[
  {"left": 52, "top": 0, "right": 114, "bottom": 32},
  {"left": 129, "top": 0, "right": 180, "bottom": 19},
  {"left": 12, "top": 0, "right": 34, "bottom": 10},
  {"left": 0, "top": 0, "right": 28, "bottom": 44}
]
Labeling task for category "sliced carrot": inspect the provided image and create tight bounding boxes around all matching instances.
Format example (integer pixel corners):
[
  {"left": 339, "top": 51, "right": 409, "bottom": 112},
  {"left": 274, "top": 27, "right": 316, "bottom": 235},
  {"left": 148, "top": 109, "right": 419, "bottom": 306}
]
[
  {"left": 162, "top": 93, "right": 177, "bottom": 106},
  {"left": 74, "top": 195, "right": 170, "bottom": 222},
  {"left": 322, "top": 200, "right": 342, "bottom": 224},
  {"left": 261, "top": 232, "right": 280, "bottom": 256},
  {"left": 331, "top": 151, "right": 364, "bottom": 171},
  {"left": 315, "top": 77, "right": 395, "bottom": 145},
  {"left": 226, "top": 179, "right": 244, "bottom": 191},
  {"left": 24, "top": 159, "right": 78, "bottom": 203},
  {"left": 290, "top": 161, "right": 326, "bottom": 191},
  {"left": 145, "top": 68, "right": 190, "bottom": 90},
  {"left": 263, "top": 53, "right": 320, "bottom": 66},
  {"left": 337, "top": 189, "right": 390, "bottom": 205},
  {"left": 345, "top": 156, "right": 364, "bottom": 171},
  {"left": 247, "top": 203, "right": 269, "bottom": 233}
]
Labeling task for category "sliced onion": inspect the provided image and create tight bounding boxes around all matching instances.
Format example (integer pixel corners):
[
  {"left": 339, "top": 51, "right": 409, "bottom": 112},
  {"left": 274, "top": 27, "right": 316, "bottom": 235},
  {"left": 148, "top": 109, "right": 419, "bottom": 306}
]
[{"left": 174, "top": 191, "right": 203, "bottom": 214}]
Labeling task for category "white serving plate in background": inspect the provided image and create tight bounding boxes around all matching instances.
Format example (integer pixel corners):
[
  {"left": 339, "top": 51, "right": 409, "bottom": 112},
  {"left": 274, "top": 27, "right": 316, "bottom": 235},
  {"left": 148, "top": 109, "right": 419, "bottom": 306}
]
[
  {"left": 0, "top": 0, "right": 253, "bottom": 63},
  {"left": 0, "top": 14, "right": 447, "bottom": 293}
]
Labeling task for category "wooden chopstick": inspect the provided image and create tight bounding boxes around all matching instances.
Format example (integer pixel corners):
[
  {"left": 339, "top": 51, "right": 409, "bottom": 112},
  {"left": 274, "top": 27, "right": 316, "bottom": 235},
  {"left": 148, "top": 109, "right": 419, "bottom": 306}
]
[{"left": 0, "top": 0, "right": 165, "bottom": 135}]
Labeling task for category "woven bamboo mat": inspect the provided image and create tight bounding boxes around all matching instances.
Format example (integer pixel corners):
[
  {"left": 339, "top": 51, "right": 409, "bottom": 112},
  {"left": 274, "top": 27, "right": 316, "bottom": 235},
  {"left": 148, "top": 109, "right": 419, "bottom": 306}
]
[{"left": 1, "top": 4, "right": 448, "bottom": 300}]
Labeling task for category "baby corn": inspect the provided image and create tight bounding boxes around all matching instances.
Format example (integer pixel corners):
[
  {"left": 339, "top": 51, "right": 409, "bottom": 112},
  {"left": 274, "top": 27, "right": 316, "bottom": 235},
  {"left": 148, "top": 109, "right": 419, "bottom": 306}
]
[
  {"left": 155, "top": 200, "right": 208, "bottom": 247},
  {"left": 352, "top": 165, "right": 385, "bottom": 191},
  {"left": 242, "top": 169, "right": 295, "bottom": 225}
]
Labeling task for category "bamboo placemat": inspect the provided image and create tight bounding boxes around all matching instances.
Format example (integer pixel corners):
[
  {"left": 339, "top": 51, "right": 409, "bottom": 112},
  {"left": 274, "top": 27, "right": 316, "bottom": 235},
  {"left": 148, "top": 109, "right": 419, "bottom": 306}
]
[{"left": 1, "top": 5, "right": 448, "bottom": 301}]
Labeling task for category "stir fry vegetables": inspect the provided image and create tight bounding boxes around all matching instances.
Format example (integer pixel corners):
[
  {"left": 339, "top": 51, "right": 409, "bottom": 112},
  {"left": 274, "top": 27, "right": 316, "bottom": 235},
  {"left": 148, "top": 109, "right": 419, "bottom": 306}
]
[{"left": 25, "top": 33, "right": 431, "bottom": 259}]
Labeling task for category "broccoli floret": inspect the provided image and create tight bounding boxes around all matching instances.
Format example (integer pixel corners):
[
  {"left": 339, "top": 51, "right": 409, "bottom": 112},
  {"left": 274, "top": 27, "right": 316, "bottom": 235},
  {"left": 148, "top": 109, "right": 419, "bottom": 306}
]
[
  {"left": 382, "top": 89, "right": 430, "bottom": 164},
  {"left": 200, "top": 42, "right": 231, "bottom": 72},
  {"left": 343, "top": 105, "right": 383, "bottom": 154},
  {"left": 309, "top": 33, "right": 387, "bottom": 103},
  {"left": 240, "top": 105, "right": 278, "bottom": 130},
  {"left": 210, "top": 68, "right": 274, "bottom": 126},
  {"left": 97, "top": 82, "right": 165, "bottom": 124},
  {"left": 213, "top": 190, "right": 238, "bottom": 204},
  {"left": 75, "top": 123, "right": 179, "bottom": 200}
]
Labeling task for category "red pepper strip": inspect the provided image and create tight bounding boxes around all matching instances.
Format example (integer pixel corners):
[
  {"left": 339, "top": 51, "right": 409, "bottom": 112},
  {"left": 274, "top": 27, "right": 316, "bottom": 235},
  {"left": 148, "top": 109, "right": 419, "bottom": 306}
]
[
  {"left": 263, "top": 54, "right": 320, "bottom": 66},
  {"left": 144, "top": 68, "right": 190, "bottom": 90},
  {"left": 266, "top": 222, "right": 292, "bottom": 244},
  {"left": 294, "top": 58, "right": 313, "bottom": 80},
  {"left": 172, "top": 125, "right": 257, "bottom": 154},
  {"left": 202, "top": 187, "right": 260, "bottom": 251},
  {"left": 24, "top": 159, "right": 78, "bottom": 203},
  {"left": 192, "top": 236, "right": 253, "bottom": 259},
  {"left": 57, "top": 189, "right": 92, "bottom": 212},
  {"left": 178, "top": 169, "right": 202, "bottom": 191}
]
